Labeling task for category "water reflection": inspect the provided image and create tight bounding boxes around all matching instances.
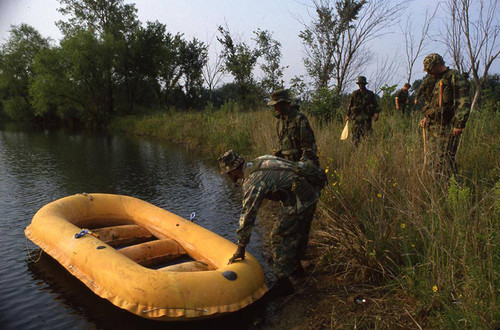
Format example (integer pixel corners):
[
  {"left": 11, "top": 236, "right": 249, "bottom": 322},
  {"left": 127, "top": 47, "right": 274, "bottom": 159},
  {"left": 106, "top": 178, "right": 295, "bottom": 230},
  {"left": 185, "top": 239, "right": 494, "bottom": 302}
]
[{"left": 0, "top": 127, "right": 270, "bottom": 329}]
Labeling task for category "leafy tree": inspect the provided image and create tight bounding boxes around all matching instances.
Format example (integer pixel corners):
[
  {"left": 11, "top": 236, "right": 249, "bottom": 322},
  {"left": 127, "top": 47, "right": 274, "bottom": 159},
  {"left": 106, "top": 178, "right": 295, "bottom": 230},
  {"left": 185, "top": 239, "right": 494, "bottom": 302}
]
[
  {"left": 0, "top": 24, "right": 49, "bottom": 122},
  {"left": 217, "top": 25, "right": 261, "bottom": 108},
  {"left": 179, "top": 38, "right": 208, "bottom": 109},
  {"left": 116, "top": 21, "right": 168, "bottom": 112},
  {"left": 300, "top": 0, "right": 404, "bottom": 94},
  {"left": 30, "top": 29, "right": 116, "bottom": 125},
  {"left": 57, "top": 0, "right": 138, "bottom": 37},
  {"left": 253, "top": 29, "right": 285, "bottom": 94},
  {"left": 300, "top": 0, "right": 364, "bottom": 91}
]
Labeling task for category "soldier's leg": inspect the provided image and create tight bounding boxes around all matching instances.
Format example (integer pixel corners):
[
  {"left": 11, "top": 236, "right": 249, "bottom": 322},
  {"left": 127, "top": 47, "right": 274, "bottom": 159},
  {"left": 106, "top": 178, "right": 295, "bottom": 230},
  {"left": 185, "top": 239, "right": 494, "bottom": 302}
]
[
  {"left": 296, "top": 202, "right": 317, "bottom": 261},
  {"left": 352, "top": 123, "right": 362, "bottom": 146},
  {"left": 445, "top": 135, "right": 460, "bottom": 177},
  {"left": 271, "top": 206, "right": 301, "bottom": 279}
]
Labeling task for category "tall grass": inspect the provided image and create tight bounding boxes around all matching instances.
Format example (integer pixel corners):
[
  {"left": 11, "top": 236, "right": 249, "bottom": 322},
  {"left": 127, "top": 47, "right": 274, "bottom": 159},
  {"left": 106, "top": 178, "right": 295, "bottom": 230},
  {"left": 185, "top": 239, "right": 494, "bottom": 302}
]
[{"left": 110, "top": 107, "right": 499, "bottom": 328}]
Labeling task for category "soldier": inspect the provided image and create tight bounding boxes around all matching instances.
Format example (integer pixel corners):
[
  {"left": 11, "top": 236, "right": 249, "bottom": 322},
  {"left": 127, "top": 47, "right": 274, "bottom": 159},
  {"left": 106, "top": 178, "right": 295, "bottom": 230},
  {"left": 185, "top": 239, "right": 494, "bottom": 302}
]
[
  {"left": 268, "top": 89, "right": 319, "bottom": 167},
  {"left": 218, "top": 150, "right": 325, "bottom": 297},
  {"left": 419, "top": 53, "right": 471, "bottom": 178},
  {"left": 395, "top": 83, "right": 411, "bottom": 116},
  {"left": 346, "top": 76, "right": 381, "bottom": 146}
]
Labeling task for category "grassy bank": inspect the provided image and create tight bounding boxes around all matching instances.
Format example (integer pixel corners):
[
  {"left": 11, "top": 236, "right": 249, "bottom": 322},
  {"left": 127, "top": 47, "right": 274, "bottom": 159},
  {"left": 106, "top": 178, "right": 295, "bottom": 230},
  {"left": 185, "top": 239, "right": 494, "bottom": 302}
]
[{"left": 110, "top": 107, "right": 499, "bottom": 328}]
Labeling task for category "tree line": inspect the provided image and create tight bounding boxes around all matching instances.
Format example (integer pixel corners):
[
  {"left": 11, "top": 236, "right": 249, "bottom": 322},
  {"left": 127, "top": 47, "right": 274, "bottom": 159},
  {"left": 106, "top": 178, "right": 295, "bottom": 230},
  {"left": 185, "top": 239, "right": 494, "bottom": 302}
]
[{"left": 0, "top": 0, "right": 498, "bottom": 128}]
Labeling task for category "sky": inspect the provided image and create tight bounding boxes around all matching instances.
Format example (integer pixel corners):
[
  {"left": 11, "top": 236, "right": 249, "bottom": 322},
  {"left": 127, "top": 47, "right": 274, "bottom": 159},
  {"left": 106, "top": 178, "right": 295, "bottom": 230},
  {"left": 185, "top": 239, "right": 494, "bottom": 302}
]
[{"left": 0, "top": 0, "right": 498, "bottom": 93}]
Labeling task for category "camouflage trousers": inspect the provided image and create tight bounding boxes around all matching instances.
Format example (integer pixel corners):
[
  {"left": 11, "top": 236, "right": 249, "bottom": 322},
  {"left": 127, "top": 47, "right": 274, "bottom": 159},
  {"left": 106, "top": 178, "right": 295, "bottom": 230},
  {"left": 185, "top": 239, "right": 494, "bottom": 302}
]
[
  {"left": 424, "top": 125, "right": 460, "bottom": 179},
  {"left": 271, "top": 202, "right": 317, "bottom": 278},
  {"left": 351, "top": 120, "right": 372, "bottom": 146}
]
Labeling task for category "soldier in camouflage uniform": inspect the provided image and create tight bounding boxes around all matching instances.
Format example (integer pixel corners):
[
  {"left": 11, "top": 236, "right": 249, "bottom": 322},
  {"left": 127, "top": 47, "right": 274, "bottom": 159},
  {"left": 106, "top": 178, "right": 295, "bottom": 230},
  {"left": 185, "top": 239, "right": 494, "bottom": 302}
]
[
  {"left": 419, "top": 53, "right": 471, "bottom": 178},
  {"left": 395, "top": 83, "right": 411, "bottom": 116},
  {"left": 346, "top": 76, "right": 381, "bottom": 146},
  {"left": 218, "top": 150, "right": 324, "bottom": 296},
  {"left": 268, "top": 90, "right": 320, "bottom": 167}
]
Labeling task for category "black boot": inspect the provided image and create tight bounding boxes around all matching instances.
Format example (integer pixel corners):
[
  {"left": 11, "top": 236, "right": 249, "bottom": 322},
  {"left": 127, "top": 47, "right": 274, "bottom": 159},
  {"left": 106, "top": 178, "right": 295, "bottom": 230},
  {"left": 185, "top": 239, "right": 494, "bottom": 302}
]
[{"left": 266, "top": 277, "right": 294, "bottom": 299}]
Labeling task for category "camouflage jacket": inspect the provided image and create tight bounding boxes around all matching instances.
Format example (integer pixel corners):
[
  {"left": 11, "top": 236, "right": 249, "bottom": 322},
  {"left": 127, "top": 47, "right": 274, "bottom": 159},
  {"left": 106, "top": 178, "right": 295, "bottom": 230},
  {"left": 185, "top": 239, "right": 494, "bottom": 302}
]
[
  {"left": 347, "top": 88, "right": 380, "bottom": 121},
  {"left": 236, "top": 156, "right": 320, "bottom": 245},
  {"left": 416, "top": 75, "right": 437, "bottom": 104},
  {"left": 395, "top": 88, "right": 409, "bottom": 109},
  {"left": 422, "top": 68, "right": 470, "bottom": 129},
  {"left": 275, "top": 105, "right": 319, "bottom": 165}
]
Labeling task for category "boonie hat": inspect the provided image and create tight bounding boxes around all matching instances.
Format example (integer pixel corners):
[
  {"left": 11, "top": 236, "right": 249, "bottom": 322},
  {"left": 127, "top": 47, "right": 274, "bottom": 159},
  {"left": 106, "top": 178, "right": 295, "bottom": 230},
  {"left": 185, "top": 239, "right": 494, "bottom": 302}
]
[
  {"left": 218, "top": 150, "right": 245, "bottom": 173},
  {"left": 356, "top": 76, "right": 368, "bottom": 85},
  {"left": 423, "top": 53, "right": 445, "bottom": 73},
  {"left": 267, "top": 89, "right": 292, "bottom": 106}
]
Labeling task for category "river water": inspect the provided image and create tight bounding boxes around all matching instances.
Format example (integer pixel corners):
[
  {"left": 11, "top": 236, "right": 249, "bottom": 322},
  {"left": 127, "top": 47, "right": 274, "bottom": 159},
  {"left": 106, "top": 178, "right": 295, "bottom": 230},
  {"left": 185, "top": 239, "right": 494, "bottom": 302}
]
[{"left": 0, "top": 126, "right": 272, "bottom": 329}]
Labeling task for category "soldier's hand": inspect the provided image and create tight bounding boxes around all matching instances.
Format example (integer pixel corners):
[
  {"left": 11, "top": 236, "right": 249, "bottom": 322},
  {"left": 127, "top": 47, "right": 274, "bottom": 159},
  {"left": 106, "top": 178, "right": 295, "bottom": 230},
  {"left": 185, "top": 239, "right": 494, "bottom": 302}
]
[
  {"left": 373, "top": 113, "right": 379, "bottom": 122},
  {"left": 453, "top": 128, "right": 463, "bottom": 136},
  {"left": 419, "top": 118, "right": 427, "bottom": 128},
  {"left": 228, "top": 244, "right": 246, "bottom": 264}
]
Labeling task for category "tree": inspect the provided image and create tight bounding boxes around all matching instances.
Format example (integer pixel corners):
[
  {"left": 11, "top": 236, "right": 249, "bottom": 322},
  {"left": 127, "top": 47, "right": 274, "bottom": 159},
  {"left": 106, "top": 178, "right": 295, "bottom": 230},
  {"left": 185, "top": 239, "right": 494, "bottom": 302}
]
[
  {"left": 202, "top": 36, "right": 226, "bottom": 103},
  {"left": 253, "top": 29, "right": 286, "bottom": 94},
  {"left": 57, "top": 0, "right": 138, "bottom": 37},
  {"left": 0, "top": 24, "right": 49, "bottom": 122},
  {"left": 442, "top": 0, "right": 500, "bottom": 111},
  {"left": 401, "top": 4, "right": 438, "bottom": 84},
  {"left": 300, "top": 0, "right": 405, "bottom": 94},
  {"left": 56, "top": 0, "right": 141, "bottom": 119},
  {"left": 179, "top": 38, "right": 208, "bottom": 109},
  {"left": 217, "top": 25, "right": 261, "bottom": 107}
]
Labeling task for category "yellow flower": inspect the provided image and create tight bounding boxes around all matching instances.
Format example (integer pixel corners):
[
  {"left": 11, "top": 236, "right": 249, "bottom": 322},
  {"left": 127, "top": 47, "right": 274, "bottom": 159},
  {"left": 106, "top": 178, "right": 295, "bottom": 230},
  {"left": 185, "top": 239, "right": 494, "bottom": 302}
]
[
  {"left": 325, "top": 168, "right": 329, "bottom": 173},
  {"left": 433, "top": 285, "right": 438, "bottom": 292},
  {"left": 411, "top": 244, "right": 415, "bottom": 248},
  {"left": 377, "top": 193, "right": 382, "bottom": 198},
  {"left": 400, "top": 223, "right": 406, "bottom": 229},
  {"left": 393, "top": 182, "right": 397, "bottom": 187}
]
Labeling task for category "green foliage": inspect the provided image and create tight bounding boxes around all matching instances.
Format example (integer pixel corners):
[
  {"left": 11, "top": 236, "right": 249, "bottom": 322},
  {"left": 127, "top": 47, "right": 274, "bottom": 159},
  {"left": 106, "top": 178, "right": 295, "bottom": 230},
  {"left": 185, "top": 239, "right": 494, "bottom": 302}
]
[
  {"left": 0, "top": 24, "right": 49, "bottom": 121},
  {"left": 2, "top": 96, "right": 32, "bottom": 122},
  {"left": 379, "top": 84, "right": 397, "bottom": 114},
  {"left": 302, "top": 87, "right": 342, "bottom": 123},
  {"left": 299, "top": 0, "right": 365, "bottom": 92},
  {"left": 217, "top": 25, "right": 265, "bottom": 108},
  {"left": 253, "top": 29, "right": 285, "bottom": 94}
]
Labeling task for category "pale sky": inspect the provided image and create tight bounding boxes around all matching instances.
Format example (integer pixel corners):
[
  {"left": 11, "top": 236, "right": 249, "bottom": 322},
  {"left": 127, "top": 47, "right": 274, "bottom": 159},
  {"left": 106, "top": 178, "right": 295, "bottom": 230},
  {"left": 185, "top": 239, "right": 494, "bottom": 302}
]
[{"left": 0, "top": 0, "right": 498, "bottom": 92}]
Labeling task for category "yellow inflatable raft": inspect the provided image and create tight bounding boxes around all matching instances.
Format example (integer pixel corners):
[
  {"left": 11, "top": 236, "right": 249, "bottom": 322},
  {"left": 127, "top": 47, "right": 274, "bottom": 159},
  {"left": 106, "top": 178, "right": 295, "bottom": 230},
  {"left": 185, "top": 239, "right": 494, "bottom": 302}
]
[{"left": 25, "top": 193, "right": 267, "bottom": 321}]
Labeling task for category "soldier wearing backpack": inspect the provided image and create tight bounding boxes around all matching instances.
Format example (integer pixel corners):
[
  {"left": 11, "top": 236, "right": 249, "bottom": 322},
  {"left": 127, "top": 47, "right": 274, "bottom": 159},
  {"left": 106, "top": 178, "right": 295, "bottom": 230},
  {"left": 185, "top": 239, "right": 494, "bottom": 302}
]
[{"left": 218, "top": 150, "right": 326, "bottom": 297}]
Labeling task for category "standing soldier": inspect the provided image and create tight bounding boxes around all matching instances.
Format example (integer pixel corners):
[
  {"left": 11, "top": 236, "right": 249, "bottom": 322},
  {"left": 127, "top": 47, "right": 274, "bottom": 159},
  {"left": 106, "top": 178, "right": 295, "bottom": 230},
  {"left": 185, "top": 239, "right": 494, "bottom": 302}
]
[
  {"left": 268, "top": 89, "right": 319, "bottom": 167},
  {"left": 218, "top": 150, "right": 325, "bottom": 297},
  {"left": 419, "top": 53, "right": 471, "bottom": 178},
  {"left": 395, "top": 83, "right": 411, "bottom": 116},
  {"left": 346, "top": 76, "right": 381, "bottom": 146}
]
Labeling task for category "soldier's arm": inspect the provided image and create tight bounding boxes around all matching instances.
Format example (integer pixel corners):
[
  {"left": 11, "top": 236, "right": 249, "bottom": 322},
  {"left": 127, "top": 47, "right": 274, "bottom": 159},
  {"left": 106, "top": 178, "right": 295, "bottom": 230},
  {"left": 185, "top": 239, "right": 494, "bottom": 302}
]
[
  {"left": 347, "top": 94, "right": 354, "bottom": 118},
  {"left": 453, "top": 73, "right": 471, "bottom": 129},
  {"left": 236, "top": 181, "right": 266, "bottom": 246}
]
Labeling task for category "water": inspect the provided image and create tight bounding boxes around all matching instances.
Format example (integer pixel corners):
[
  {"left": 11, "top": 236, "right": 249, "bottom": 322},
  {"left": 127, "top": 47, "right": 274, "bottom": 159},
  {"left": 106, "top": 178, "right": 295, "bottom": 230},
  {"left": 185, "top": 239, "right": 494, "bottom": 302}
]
[{"left": 0, "top": 126, "right": 272, "bottom": 329}]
